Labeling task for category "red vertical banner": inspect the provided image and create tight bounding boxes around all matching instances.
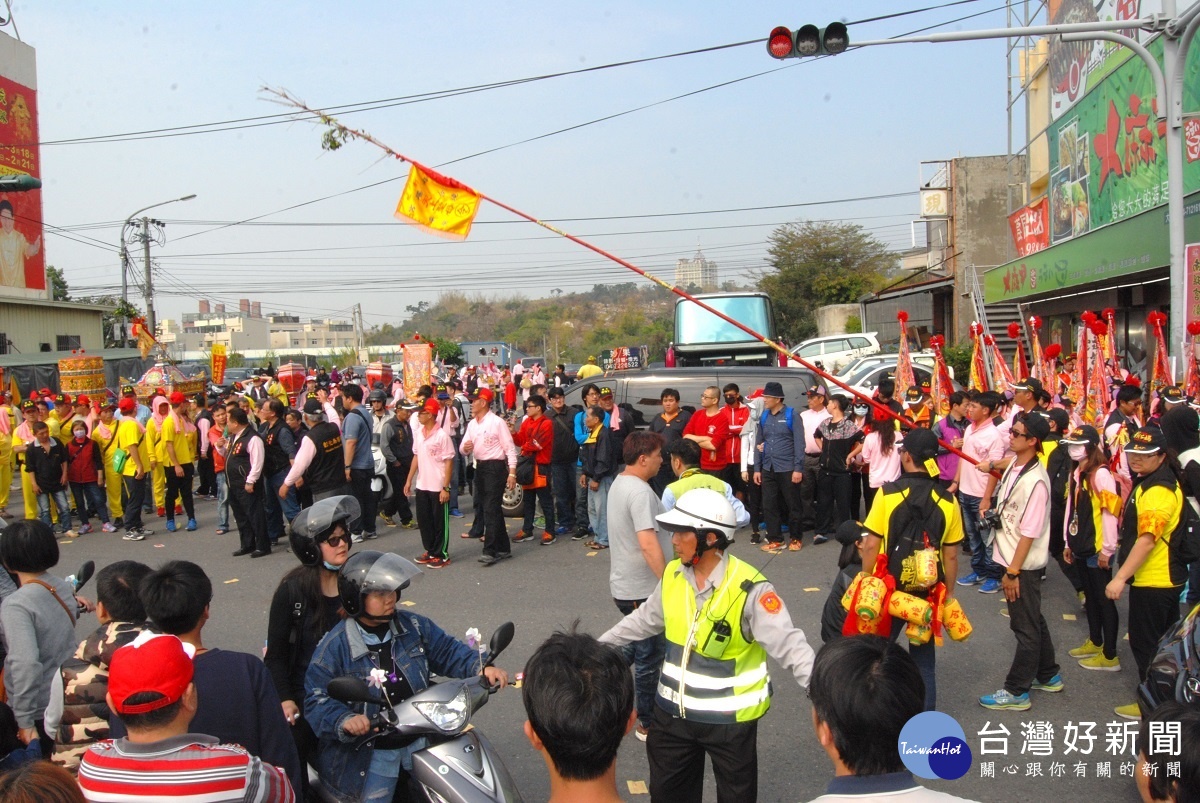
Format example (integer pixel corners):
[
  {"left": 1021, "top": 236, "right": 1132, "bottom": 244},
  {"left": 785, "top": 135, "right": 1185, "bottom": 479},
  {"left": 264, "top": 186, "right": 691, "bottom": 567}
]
[
  {"left": 403, "top": 342, "right": 432, "bottom": 400},
  {"left": 1007, "top": 198, "right": 1049, "bottom": 257},
  {"left": 0, "top": 74, "right": 42, "bottom": 292}
]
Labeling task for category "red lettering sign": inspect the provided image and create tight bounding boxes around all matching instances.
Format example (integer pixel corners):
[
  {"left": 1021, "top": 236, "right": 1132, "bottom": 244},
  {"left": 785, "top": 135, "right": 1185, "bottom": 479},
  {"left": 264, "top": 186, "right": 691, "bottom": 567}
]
[
  {"left": 1008, "top": 199, "right": 1049, "bottom": 257},
  {"left": 1186, "top": 119, "right": 1200, "bottom": 164}
]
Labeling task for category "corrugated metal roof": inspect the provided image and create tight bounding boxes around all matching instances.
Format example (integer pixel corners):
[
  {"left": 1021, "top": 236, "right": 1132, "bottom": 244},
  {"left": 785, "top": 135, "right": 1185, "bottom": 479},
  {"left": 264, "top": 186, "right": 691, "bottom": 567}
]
[
  {"left": 0, "top": 348, "right": 143, "bottom": 368},
  {"left": 0, "top": 296, "right": 115, "bottom": 313}
]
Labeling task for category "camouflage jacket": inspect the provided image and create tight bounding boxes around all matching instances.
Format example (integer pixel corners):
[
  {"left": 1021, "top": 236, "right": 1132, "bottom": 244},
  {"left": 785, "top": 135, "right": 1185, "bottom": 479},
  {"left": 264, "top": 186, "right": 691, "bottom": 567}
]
[{"left": 54, "top": 620, "right": 143, "bottom": 771}]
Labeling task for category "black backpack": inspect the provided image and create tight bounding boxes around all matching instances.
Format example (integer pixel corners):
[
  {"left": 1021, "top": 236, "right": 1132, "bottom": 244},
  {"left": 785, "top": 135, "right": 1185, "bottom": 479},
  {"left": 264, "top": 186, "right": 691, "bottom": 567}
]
[{"left": 881, "top": 479, "right": 946, "bottom": 595}]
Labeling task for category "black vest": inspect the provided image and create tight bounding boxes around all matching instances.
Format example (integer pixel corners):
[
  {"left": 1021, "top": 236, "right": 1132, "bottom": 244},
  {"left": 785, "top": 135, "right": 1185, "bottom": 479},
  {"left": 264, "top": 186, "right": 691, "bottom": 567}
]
[
  {"left": 226, "top": 428, "right": 263, "bottom": 486},
  {"left": 261, "top": 419, "right": 290, "bottom": 477},
  {"left": 303, "top": 421, "right": 344, "bottom": 494}
]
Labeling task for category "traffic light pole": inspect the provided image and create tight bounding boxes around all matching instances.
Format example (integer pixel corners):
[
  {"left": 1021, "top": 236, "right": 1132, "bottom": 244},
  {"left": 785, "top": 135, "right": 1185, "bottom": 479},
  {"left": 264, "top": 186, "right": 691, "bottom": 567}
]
[{"left": 850, "top": 14, "right": 1196, "bottom": 356}]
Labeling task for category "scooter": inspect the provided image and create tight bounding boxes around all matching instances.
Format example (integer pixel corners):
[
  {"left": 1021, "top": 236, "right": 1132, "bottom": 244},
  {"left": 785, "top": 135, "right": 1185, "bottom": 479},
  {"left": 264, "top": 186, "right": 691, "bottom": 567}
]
[{"left": 312, "top": 621, "right": 522, "bottom": 803}]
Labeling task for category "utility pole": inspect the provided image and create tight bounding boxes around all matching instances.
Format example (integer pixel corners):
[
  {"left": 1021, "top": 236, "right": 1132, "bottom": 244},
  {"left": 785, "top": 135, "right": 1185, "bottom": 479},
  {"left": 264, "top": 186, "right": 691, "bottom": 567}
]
[
  {"left": 121, "top": 193, "right": 196, "bottom": 345},
  {"left": 141, "top": 217, "right": 156, "bottom": 336}
]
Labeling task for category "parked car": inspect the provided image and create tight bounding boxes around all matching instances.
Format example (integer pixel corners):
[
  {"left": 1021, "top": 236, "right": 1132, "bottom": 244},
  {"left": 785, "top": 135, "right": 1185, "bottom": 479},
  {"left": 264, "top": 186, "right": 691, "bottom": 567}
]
[
  {"left": 834, "top": 351, "right": 951, "bottom": 381},
  {"left": 788, "top": 333, "right": 881, "bottom": 373},
  {"left": 836, "top": 359, "right": 963, "bottom": 399},
  {"left": 502, "top": 365, "right": 821, "bottom": 517}
]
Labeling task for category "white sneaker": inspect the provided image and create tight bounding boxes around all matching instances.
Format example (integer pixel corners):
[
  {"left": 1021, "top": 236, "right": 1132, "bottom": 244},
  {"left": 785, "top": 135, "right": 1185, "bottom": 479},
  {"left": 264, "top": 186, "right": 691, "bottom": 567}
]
[
  {"left": 351, "top": 533, "right": 364, "bottom": 544},
  {"left": 123, "top": 530, "right": 146, "bottom": 542}
]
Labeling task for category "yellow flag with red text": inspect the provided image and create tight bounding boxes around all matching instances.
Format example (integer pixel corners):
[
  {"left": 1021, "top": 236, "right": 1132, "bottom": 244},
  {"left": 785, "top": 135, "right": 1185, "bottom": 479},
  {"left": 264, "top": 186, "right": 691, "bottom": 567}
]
[{"left": 394, "top": 165, "right": 481, "bottom": 240}]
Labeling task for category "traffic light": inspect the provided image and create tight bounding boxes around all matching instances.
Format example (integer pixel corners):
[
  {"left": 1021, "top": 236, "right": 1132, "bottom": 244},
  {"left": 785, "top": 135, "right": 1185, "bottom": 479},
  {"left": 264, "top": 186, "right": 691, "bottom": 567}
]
[
  {"left": 0, "top": 174, "right": 41, "bottom": 191},
  {"left": 766, "top": 22, "right": 849, "bottom": 59}
]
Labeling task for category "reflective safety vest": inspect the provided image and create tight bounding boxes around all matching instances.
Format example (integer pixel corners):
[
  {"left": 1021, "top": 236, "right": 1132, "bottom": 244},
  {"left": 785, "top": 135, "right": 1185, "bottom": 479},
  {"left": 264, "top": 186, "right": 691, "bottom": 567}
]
[{"left": 657, "top": 555, "right": 771, "bottom": 724}]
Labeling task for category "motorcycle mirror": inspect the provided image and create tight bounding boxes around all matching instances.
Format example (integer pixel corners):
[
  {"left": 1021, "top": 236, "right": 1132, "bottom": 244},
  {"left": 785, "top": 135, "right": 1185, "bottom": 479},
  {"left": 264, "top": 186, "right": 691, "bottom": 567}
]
[
  {"left": 328, "top": 676, "right": 381, "bottom": 705},
  {"left": 74, "top": 560, "right": 96, "bottom": 591},
  {"left": 488, "top": 622, "right": 515, "bottom": 660}
]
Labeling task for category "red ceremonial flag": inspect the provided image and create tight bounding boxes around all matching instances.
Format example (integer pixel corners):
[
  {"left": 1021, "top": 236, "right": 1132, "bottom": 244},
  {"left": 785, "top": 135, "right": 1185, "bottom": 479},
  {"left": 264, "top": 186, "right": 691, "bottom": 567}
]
[
  {"left": 1008, "top": 322, "right": 1030, "bottom": 380},
  {"left": 987, "top": 334, "right": 1015, "bottom": 393},
  {"left": 1027, "top": 316, "right": 1044, "bottom": 383},
  {"left": 1147, "top": 311, "right": 1174, "bottom": 395},
  {"left": 969, "top": 322, "right": 989, "bottom": 392},
  {"left": 1084, "top": 319, "right": 1110, "bottom": 426},
  {"left": 928, "top": 335, "right": 954, "bottom": 420},
  {"left": 1185, "top": 320, "right": 1200, "bottom": 400},
  {"left": 893, "top": 311, "right": 916, "bottom": 402}
]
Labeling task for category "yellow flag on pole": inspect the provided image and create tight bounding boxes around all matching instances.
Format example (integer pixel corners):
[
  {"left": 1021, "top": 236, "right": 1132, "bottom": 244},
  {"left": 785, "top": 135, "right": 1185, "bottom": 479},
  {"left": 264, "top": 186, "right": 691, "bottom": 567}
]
[{"left": 394, "top": 165, "right": 481, "bottom": 241}]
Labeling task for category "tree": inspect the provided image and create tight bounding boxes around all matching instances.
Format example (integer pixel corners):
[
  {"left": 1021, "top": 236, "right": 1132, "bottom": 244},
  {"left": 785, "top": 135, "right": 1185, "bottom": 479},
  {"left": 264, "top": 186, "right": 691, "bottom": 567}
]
[
  {"left": 758, "top": 221, "right": 894, "bottom": 343},
  {"left": 72, "top": 294, "right": 144, "bottom": 348},
  {"left": 46, "top": 265, "right": 69, "bottom": 301},
  {"left": 429, "top": 337, "right": 463, "bottom": 365}
]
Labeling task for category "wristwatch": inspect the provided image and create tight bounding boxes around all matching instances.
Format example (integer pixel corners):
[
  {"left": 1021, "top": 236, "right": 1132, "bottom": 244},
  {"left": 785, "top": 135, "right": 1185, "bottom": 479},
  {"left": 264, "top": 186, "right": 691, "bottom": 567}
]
[{"left": 1005, "top": 571, "right": 1020, "bottom": 580}]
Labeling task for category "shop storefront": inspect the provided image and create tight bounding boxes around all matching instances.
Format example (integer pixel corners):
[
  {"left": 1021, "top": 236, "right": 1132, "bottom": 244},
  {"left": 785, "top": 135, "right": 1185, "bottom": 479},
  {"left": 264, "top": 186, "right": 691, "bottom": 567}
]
[{"left": 987, "top": 22, "right": 1200, "bottom": 377}]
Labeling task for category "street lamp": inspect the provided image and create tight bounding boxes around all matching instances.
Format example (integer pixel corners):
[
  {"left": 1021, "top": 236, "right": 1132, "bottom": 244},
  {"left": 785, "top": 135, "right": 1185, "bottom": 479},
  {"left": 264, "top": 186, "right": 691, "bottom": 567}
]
[{"left": 120, "top": 193, "right": 196, "bottom": 345}]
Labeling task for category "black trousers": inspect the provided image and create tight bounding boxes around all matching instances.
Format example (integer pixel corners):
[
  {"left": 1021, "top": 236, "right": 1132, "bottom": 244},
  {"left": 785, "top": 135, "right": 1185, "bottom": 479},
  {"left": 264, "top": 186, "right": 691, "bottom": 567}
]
[
  {"left": 761, "top": 470, "right": 803, "bottom": 544},
  {"left": 1003, "top": 572, "right": 1060, "bottom": 694},
  {"left": 229, "top": 480, "right": 270, "bottom": 552},
  {"left": 120, "top": 473, "right": 146, "bottom": 531},
  {"left": 475, "top": 460, "right": 510, "bottom": 557},
  {"left": 815, "top": 471, "right": 852, "bottom": 535},
  {"left": 383, "top": 458, "right": 413, "bottom": 522},
  {"left": 164, "top": 463, "right": 195, "bottom": 520},
  {"left": 1129, "top": 584, "right": 1182, "bottom": 680},
  {"left": 414, "top": 488, "right": 448, "bottom": 558},
  {"left": 743, "top": 469, "right": 762, "bottom": 535},
  {"left": 648, "top": 706, "right": 758, "bottom": 803},
  {"left": 348, "top": 467, "right": 379, "bottom": 536},
  {"left": 1080, "top": 562, "right": 1120, "bottom": 659},
  {"left": 799, "top": 454, "right": 821, "bottom": 531},
  {"left": 196, "top": 453, "right": 215, "bottom": 496}
]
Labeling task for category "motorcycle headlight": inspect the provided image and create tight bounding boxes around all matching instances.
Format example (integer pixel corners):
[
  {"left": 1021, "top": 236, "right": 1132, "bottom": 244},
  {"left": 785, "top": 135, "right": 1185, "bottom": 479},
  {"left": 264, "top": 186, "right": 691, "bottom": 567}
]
[{"left": 413, "top": 686, "right": 470, "bottom": 733}]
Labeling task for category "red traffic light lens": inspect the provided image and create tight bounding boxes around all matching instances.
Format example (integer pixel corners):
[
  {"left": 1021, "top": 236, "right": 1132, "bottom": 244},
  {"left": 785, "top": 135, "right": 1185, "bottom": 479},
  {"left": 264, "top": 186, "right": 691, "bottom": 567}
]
[
  {"left": 794, "top": 24, "right": 821, "bottom": 57},
  {"left": 767, "top": 26, "right": 794, "bottom": 59}
]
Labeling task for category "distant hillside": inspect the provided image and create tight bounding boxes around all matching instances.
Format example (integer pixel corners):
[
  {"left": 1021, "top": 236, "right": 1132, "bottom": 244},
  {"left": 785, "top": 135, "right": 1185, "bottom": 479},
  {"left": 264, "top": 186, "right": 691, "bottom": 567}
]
[{"left": 364, "top": 283, "right": 692, "bottom": 362}]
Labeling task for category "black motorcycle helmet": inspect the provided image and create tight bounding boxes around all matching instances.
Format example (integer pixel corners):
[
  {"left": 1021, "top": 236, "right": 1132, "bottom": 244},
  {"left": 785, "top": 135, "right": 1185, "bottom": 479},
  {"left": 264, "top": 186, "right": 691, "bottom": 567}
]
[
  {"left": 1138, "top": 602, "right": 1200, "bottom": 715},
  {"left": 288, "top": 495, "right": 360, "bottom": 567},
  {"left": 368, "top": 388, "right": 389, "bottom": 404},
  {"left": 338, "top": 551, "right": 421, "bottom": 617}
]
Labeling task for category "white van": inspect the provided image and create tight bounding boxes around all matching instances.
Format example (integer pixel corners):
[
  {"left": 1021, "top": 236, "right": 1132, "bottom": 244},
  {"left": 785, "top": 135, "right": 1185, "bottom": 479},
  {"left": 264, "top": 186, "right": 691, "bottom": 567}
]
[{"left": 789, "top": 333, "right": 881, "bottom": 372}]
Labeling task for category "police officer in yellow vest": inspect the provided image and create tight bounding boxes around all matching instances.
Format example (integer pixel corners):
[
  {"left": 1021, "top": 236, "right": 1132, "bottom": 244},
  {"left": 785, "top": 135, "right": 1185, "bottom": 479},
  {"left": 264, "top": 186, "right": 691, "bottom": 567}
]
[{"left": 600, "top": 487, "right": 815, "bottom": 802}]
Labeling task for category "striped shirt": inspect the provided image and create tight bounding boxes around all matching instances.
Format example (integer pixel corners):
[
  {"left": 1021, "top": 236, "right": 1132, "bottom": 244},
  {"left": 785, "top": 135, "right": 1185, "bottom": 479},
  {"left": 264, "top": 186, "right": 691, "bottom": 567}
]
[{"left": 78, "top": 734, "right": 295, "bottom": 802}]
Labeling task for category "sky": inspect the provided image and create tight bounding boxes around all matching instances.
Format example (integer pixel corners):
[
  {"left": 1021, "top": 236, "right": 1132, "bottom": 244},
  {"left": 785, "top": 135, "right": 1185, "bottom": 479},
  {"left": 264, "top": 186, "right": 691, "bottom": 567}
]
[{"left": 15, "top": 0, "right": 1014, "bottom": 330}]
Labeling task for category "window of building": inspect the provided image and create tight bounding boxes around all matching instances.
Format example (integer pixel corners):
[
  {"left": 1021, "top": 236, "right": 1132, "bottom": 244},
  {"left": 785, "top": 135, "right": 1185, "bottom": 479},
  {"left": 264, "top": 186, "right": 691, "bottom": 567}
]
[
  {"left": 0, "top": 333, "right": 7, "bottom": 355},
  {"left": 56, "top": 335, "right": 82, "bottom": 351}
]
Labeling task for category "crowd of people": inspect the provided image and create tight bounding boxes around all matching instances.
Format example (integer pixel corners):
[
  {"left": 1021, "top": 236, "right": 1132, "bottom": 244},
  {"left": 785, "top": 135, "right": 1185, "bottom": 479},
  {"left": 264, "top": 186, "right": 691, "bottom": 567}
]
[{"left": 0, "top": 349, "right": 1198, "bottom": 802}]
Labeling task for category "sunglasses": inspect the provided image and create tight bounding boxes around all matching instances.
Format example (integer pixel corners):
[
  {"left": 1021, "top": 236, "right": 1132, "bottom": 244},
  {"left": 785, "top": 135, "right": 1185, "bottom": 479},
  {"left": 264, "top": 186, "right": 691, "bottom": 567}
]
[
  {"left": 1010, "top": 429, "right": 1028, "bottom": 439},
  {"left": 324, "top": 534, "right": 349, "bottom": 547}
]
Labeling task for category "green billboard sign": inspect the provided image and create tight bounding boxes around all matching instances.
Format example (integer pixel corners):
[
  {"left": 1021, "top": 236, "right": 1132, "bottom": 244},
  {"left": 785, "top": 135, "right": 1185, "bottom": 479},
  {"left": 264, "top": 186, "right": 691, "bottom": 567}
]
[{"left": 985, "top": 193, "right": 1200, "bottom": 303}]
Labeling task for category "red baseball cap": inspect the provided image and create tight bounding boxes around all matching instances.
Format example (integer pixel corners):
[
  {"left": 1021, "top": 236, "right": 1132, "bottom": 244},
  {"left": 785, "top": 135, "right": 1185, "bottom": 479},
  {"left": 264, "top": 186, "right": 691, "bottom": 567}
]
[
  {"left": 470, "top": 387, "right": 494, "bottom": 404},
  {"left": 108, "top": 632, "right": 196, "bottom": 715},
  {"left": 421, "top": 398, "right": 441, "bottom": 417},
  {"left": 118, "top": 397, "right": 136, "bottom": 414},
  {"left": 169, "top": 391, "right": 186, "bottom": 405},
  {"left": 75, "top": 394, "right": 91, "bottom": 406}
]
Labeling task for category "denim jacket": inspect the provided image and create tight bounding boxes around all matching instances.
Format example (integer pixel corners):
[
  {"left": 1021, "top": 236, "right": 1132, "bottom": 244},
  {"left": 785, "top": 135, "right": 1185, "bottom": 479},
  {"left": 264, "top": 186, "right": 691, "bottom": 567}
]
[{"left": 304, "top": 610, "right": 482, "bottom": 802}]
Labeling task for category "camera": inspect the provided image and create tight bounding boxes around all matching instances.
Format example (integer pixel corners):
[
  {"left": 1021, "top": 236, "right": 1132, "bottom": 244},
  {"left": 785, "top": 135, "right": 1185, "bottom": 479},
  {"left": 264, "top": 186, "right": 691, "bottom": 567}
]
[{"left": 979, "top": 509, "right": 1002, "bottom": 531}]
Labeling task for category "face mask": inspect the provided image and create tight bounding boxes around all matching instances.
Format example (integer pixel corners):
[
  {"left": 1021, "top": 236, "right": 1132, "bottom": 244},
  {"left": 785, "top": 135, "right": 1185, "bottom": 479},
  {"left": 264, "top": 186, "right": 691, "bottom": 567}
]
[
  {"left": 1067, "top": 445, "right": 1088, "bottom": 462},
  {"left": 73, "top": 429, "right": 88, "bottom": 440},
  {"left": 322, "top": 560, "right": 342, "bottom": 572},
  {"left": 724, "top": 396, "right": 737, "bottom": 405},
  {"left": 853, "top": 406, "right": 869, "bottom": 417}
]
